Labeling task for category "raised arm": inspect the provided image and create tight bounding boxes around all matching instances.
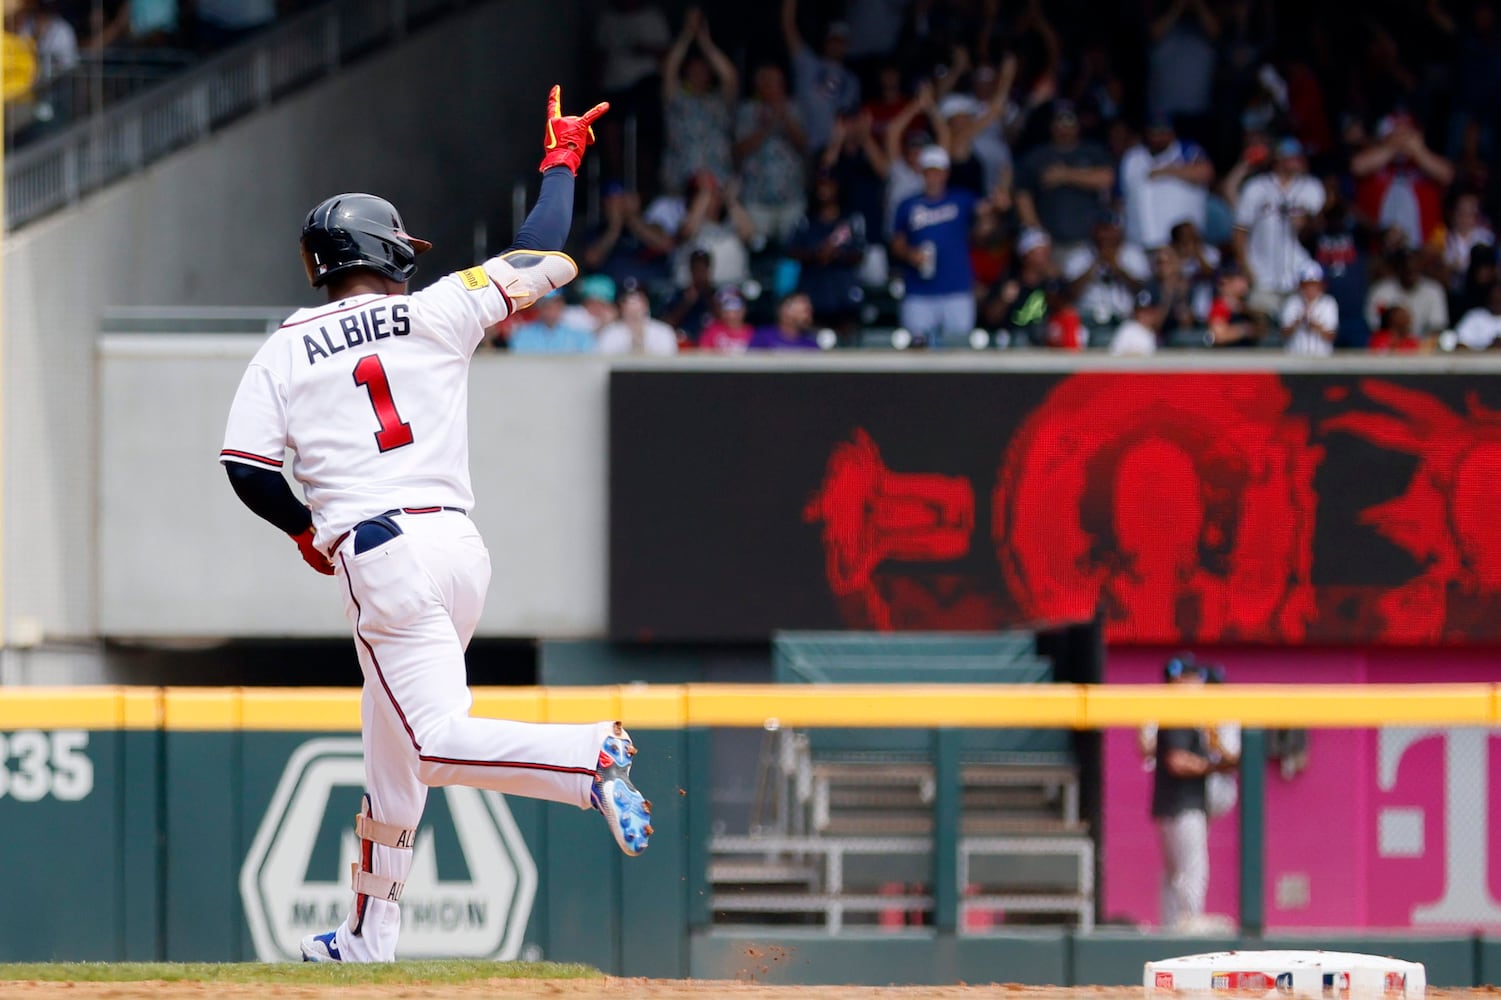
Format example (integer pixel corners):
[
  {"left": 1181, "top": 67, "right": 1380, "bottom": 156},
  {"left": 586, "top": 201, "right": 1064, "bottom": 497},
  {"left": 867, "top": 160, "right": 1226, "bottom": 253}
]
[
  {"left": 697, "top": 14, "right": 739, "bottom": 102},
  {"left": 781, "top": 0, "right": 805, "bottom": 53},
  {"left": 662, "top": 7, "right": 700, "bottom": 102}
]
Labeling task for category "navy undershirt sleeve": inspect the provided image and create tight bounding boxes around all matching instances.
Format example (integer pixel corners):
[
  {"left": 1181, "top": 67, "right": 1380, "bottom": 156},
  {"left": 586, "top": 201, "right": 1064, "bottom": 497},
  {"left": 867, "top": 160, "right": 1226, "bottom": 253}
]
[
  {"left": 506, "top": 167, "right": 575, "bottom": 252},
  {"left": 225, "top": 461, "right": 312, "bottom": 536}
]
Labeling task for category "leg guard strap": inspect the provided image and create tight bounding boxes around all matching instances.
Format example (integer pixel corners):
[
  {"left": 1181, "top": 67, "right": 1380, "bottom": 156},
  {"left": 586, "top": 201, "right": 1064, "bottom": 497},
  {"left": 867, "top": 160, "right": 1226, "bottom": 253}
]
[{"left": 349, "top": 794, "right": 414, "bottom": 937}]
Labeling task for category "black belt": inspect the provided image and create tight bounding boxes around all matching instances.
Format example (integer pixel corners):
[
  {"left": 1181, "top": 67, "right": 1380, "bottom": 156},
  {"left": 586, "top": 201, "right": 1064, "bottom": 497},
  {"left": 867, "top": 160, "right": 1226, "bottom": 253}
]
[{"left": 327, "top": 506, "right": 466, "bottom": 558}]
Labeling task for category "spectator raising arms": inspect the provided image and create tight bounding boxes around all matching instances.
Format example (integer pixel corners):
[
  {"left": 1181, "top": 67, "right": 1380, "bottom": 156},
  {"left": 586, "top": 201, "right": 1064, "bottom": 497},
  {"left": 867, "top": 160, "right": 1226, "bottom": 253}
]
[
  {"left": 582, "top": 182, "right": 676, "bottom": 292},
  {"left": 661, "top": 7, "right": 738, "bottom": 192},
  {"left": 1351, "top": 112, "right": 1454, "bottom": 250},
  {"left": 675, "top": 172, "right": 755, "bottom": 289},
  {"left": 734, "top": 64, "right": 809, "bottom": 246},
  {"left": 878, "top": 81, "right": 952, "bottom": 239},
  {"left": 781, "top": 0, "right": 859, "bottom": 156}
]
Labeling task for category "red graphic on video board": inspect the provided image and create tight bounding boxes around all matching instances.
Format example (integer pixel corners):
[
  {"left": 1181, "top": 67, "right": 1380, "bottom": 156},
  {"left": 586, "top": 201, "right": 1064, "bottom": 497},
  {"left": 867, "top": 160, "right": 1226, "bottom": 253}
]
[
  {"left": 802, "top": 429, "right": 975, "bottom": 630},
  {"left": 1322, "top": 379, "right": 1501, "bottom": 642},
  {"left": 993, "top": 373, "right": 1323, "bottom": 642}
]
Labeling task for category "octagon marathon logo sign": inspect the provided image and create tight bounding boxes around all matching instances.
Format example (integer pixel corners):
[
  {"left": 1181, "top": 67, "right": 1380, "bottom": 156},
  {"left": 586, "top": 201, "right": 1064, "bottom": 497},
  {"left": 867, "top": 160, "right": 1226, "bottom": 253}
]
[{"left": 240, "top": 738, "right": 537, "bottom": 961}]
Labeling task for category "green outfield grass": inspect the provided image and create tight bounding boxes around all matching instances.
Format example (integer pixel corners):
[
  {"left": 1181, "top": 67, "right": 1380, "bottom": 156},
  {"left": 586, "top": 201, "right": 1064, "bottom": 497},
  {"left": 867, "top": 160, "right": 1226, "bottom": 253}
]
[{"left": 0, "top": 960, "right": 601, "bottom": 983}]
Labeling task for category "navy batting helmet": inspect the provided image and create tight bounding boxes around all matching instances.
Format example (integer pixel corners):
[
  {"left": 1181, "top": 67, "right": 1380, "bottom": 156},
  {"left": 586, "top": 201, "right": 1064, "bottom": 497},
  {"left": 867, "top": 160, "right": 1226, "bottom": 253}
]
[{"left": 299, "top": 193, "right": 432, "bottom": 288}]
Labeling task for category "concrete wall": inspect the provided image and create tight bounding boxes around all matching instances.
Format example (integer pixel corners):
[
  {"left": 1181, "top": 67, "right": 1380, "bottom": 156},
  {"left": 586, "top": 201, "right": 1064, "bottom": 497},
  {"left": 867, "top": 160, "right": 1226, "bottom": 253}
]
[
  {"left": 2, "top": 0, "right": 585, "bottom": 647},
  {"left": 98, "top": 338, "right": 608, "bottom": 638}
]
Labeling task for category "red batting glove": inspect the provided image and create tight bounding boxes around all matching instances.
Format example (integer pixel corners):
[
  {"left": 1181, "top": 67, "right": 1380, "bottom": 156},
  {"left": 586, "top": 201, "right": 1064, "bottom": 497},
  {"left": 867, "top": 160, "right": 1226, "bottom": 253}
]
[
  {"left": 539, "top": 84, "right": 609, "bottom": 175},
  {"left": 291, "top": 527, "right": 335, "bottom": 576}
]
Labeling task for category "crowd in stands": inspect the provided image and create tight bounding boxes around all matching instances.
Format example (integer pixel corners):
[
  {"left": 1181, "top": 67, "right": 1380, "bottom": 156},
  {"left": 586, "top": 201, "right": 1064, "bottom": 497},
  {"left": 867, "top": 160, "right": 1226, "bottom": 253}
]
[
  {"left": 4, "top": 0, "right": 309, "bottom": 144},
  {"left": 491, "top": 0, "right": 1501, "bottom": 355}
]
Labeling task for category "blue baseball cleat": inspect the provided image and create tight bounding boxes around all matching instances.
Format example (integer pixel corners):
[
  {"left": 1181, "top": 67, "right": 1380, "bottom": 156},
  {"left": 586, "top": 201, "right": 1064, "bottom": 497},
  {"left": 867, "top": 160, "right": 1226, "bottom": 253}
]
[
  {"left": 591, "top": 723, "right": 652, "bottom": 856},
  {"left": 300, "top": 930, "right": 342, "bottom": 962}
]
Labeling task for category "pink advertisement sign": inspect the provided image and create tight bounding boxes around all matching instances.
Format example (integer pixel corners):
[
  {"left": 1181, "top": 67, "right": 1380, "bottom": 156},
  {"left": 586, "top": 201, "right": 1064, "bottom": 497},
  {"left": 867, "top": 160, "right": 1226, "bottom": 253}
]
[{"left": 1102, "top": 646, "right": 1501, "bottom": 930}]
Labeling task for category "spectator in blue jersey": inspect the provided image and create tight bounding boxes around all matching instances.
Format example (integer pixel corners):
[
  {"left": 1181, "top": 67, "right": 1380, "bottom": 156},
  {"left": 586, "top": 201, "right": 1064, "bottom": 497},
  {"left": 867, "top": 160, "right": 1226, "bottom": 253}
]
[
  {"left": 749, "top": 291, "right": 822, "bottom": 350},
  {"left": 507, "top": 291, "right": 598, "bottom": 354},
  {"left": 890, "top": 145, "right": 996, "bottom": 346}
]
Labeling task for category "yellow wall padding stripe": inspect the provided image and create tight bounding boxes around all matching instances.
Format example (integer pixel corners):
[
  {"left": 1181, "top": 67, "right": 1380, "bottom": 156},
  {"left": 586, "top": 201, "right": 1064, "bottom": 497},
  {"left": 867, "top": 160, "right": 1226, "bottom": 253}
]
[{"left": 0, "top": 684, "right": 1493, "bottom": 732}]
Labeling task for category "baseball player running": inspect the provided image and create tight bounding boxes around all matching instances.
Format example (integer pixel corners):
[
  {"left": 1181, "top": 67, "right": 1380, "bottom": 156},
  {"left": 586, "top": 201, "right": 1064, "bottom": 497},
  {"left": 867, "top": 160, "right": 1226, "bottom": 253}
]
[{"left": 220, "top": 86, "right": 650, "bottom": 963}]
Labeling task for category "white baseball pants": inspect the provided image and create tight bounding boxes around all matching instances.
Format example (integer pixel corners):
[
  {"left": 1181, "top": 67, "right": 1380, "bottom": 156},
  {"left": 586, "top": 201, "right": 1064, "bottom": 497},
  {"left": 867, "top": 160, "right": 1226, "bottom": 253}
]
[
  {"left": 328, "top": 510, "right": 612, "bottom": 962},
  {"left": 1157, "top": 809, "right": 1209, "bottom": 930}
]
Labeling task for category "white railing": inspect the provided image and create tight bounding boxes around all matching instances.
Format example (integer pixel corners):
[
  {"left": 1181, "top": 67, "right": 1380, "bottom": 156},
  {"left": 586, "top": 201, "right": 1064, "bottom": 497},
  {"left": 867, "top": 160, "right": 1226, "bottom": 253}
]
[{"left": 5, "top": 0, "right": 475, "bottom": 230}]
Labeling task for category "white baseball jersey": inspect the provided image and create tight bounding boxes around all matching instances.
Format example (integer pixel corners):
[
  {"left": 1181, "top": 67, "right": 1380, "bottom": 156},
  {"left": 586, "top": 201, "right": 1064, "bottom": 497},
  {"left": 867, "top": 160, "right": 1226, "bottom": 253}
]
[
  {"left": 1280, "top": 293, "right": 1338, "bottom": 357},
  {"left": 1234, "top": 173, "right": 1324, "bottom": 294},
  {"left": 221, "top": 264, "right": 512, "bottom": 552}
]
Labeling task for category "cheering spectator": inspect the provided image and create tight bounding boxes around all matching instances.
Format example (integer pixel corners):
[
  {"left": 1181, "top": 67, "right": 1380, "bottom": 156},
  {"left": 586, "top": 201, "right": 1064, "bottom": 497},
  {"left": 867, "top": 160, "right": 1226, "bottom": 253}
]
[
  {"left": 862, "top": 61, "right": 913, "bottom": 144},
  {"left": 1455, "top": 283, "right": 1501, "bottom": 350},
  {"left": 1064, "top": 213, "right": 1151, "bottom": 331},
  {"left": 582, "top": 182, "right": 676, "bottom": 291},
  {"left": 890, "top": 145, "right": 995, "bottom": 346},
  {"left": 1367, "top": 303, "right": 1426, "bottom": 353},
  {"left": 1206, "top": 266, "right": 1259, "bottom": 347},
  {"left": 734, "top": 64, "right": 808, "bottom": 246},
  {"left": 749, "top": 291, "right": 822, "bottom": 350},
  {"left": 1366, "top": 247, "right": 1450, "bottom": 337},
  {"left": 781, "top": 0, "right": 859, "bottom": 155},
  {"left": 662, "top": 249, "right": 717, "bottom": 343},
  {"left": 597, "top": 284, "right": 680, "bottom": 355},
  {"left": 661, "top": 7, "right": 738, "bottom": 192},
  {"left": 1120, "top": 114, "right": 1214, "bottom": 250},
  {"left": 1015, "top": 101, "right": 1115, "bottom": 252},
  {"left": 967, "top": 55, "right": 1021, "bottom": 193},
  {"left": 938, "top": 92, "right": 989, "bottom": 196},
  {"left": 675, "top": 172, "right": 755, "bottom": 288},
  {"left": 1111, "top": 286, "right": 1164, "bottom": 356},
  {"left": 562, "top": 274, "right": 621, "bottom": 334},
  {"left": 699, "top": 287, "right": 755, "bottom": 353},
  {"left": 507, "top": 292, "right": 597, "bottom": 355},
  {"left": 1280, "top": 263, "right": 1338, "bottom": 356},
  {"left": 593, "top": 0, "right": 670, "bottom": 190},
  {"left": 788, "top": 171, "right": 868, "bottom": 334},
  {"left": 1351, "top": 112, "right": 1454, "bottom": 250},
  {"left": 878, "top": 82, "right": 951, "bottom": 238},
  {"left": 1232, "top": 137, "right": 1324, "bottom": 323},
  {"left": 1441, "top": 192, "right": 1494, "bottom": 292},
  {"left": 819, "top": 109, "right": 888, "bottom": 249},
  {"left": 981, "top": 228, "right": 1074, "bottom": 348}
]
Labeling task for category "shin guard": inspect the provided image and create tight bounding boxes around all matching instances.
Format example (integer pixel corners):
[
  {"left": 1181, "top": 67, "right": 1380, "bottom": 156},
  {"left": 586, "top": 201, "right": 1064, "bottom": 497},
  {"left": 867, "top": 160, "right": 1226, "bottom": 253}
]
[{"left": 349, "top": 793, "right": 416, "bottom": 936}]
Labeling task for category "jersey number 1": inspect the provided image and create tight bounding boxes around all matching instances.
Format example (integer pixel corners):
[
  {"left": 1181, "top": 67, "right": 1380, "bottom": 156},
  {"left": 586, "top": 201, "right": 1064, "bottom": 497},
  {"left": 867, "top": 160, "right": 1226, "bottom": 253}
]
[{"left": 352, "top": 354, "right": 414, "bottom": 452}]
